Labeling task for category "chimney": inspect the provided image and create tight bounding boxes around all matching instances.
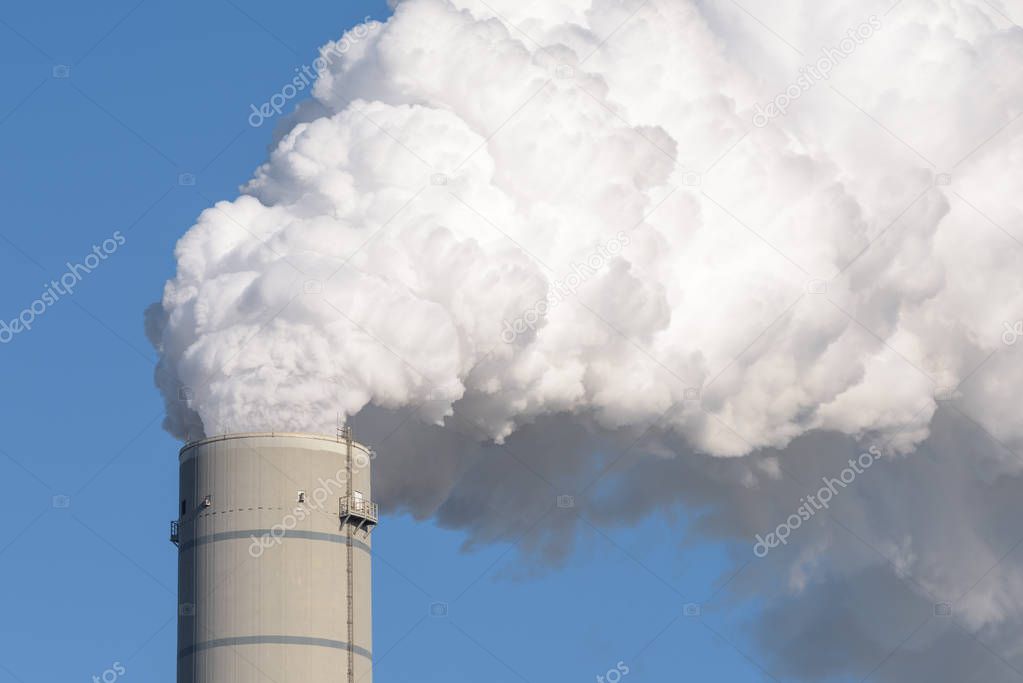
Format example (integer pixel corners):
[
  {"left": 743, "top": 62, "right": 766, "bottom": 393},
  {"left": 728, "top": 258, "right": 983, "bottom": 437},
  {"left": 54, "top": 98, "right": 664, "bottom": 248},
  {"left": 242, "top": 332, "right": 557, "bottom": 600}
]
[{"left": 172, "top": 431, "right": 377, "bottom": 682}]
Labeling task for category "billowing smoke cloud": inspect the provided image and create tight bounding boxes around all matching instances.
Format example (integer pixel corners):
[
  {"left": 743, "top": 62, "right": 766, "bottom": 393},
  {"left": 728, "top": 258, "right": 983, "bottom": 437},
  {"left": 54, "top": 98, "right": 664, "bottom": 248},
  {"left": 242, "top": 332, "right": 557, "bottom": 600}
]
[{"left": 148, "top": 0, "right": 1023, "bottom": 679}]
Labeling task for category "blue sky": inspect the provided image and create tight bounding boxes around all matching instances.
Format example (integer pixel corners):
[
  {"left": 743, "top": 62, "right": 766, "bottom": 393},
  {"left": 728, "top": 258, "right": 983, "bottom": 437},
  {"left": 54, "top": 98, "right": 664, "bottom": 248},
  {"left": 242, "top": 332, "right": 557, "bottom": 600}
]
[{"left": 0, "top": 2, "right": 780, "bottom": 680}]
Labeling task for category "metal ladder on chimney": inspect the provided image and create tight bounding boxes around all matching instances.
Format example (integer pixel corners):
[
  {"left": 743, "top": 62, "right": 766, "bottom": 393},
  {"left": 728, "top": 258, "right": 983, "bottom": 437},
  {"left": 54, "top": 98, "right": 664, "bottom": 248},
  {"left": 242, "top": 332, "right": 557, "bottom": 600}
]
[{"left": 342, "top": 423, "right": 356, "bottom": 683}]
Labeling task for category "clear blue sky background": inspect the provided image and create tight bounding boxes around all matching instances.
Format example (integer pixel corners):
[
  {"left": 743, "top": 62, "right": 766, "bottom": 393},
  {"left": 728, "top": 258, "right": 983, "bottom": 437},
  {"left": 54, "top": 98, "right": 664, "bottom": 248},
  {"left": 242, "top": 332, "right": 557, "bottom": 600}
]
[{"left": 0, "top": 2, "right": 776, "bottom": 680}]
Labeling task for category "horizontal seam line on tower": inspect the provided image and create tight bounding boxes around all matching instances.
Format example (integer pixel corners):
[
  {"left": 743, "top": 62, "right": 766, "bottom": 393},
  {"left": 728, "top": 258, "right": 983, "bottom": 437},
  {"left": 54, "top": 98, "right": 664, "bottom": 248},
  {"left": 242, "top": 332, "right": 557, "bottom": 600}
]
[
  {"left": 177, "top": 635, "right": 372, "bottom": 659},
  {"left": 178, "top": 529, "right": 371, "bottom": 552}
]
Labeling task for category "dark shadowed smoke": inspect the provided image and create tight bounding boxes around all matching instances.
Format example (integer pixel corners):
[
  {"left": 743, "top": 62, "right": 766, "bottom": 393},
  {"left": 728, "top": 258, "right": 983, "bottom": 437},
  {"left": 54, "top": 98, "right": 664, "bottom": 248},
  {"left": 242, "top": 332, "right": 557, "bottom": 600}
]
[{"left": 352, "top": 403, "right": 1023, "bottom": 682}]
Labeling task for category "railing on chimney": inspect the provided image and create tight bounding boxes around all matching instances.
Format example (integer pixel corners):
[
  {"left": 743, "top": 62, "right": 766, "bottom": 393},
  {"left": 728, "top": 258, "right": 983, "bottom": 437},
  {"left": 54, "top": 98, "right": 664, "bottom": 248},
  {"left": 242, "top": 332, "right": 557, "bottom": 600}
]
[{"left": 339, "top": 496, "right": 378, "bottom": 527}]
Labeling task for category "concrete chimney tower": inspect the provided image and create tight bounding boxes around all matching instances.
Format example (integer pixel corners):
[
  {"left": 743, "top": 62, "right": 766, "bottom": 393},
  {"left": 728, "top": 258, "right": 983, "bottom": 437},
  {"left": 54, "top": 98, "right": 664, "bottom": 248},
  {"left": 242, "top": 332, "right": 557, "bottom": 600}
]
[{"left": 171, "top": 429, "right": 377, "bottom": 683}]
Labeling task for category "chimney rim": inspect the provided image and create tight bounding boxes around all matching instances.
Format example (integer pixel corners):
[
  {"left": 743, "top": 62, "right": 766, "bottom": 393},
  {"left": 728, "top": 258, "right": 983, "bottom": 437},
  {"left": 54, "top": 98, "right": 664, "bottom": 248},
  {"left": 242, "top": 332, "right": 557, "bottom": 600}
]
[{"left": 178, "top": 431, "right": 371, "bottom": 458}]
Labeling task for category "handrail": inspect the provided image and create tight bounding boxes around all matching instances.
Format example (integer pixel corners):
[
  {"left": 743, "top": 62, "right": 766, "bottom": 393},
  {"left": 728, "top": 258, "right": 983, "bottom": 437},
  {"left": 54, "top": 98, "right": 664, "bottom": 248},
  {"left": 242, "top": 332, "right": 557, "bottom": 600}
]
[{"left": 339, "top": 496, "right": 379, "bottom": 525}]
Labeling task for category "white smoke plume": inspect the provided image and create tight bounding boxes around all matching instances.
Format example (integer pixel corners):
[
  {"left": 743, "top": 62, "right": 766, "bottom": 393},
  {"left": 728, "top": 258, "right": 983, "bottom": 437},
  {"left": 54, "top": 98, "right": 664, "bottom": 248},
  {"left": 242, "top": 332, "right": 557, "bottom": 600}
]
[{"left": 148, "top": 0, "right": 1023, "bottom": 679}]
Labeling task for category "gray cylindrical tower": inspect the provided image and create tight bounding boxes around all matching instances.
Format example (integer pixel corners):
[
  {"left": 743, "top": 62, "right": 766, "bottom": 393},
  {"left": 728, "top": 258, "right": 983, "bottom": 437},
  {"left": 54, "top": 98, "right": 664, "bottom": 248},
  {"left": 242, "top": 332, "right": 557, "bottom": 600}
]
[{"left": 172, "top": 431, "right": 376, "bottom": 683}]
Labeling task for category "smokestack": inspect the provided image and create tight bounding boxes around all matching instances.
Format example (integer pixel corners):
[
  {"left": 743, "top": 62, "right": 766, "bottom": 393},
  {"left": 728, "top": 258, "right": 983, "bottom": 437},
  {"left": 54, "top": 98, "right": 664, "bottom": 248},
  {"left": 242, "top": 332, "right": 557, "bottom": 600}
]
[{"left": 171, "top": 430, "right": 377, "bottom": 683}]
